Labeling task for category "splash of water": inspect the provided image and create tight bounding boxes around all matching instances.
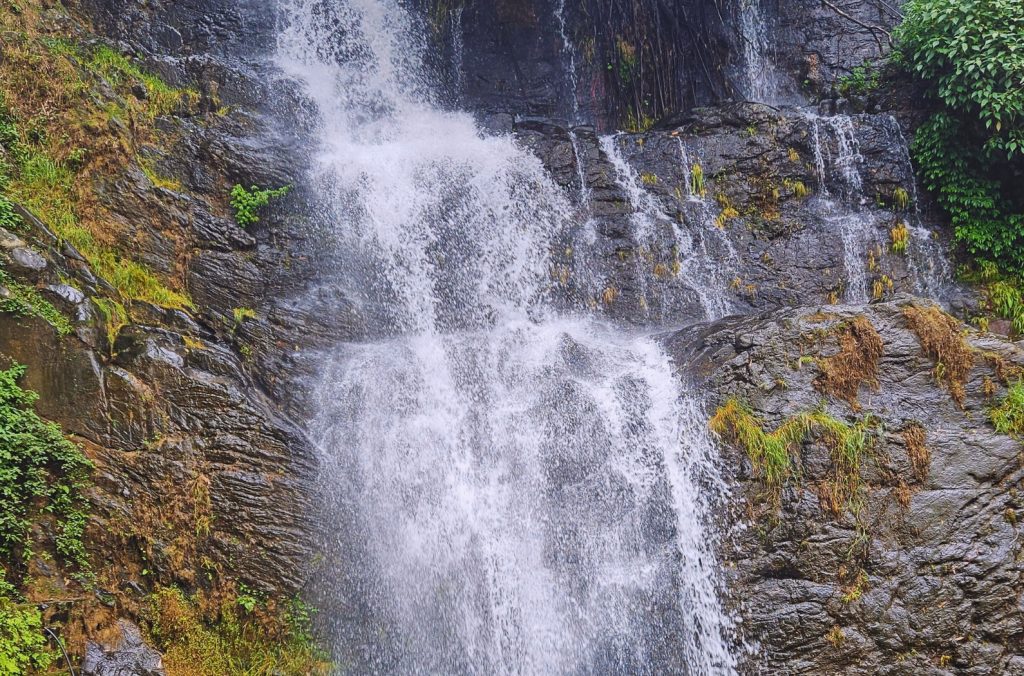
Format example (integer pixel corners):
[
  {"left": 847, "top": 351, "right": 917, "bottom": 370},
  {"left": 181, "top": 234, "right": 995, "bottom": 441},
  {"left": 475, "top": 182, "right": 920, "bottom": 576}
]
[{"left": 275, "top": 0, "right": 737, "bottom": 672}]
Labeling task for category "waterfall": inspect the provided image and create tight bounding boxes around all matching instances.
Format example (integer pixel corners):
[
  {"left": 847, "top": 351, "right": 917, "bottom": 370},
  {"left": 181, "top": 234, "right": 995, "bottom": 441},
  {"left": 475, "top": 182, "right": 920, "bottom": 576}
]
[
  {"left": 737, "top": 0, "right": 781, "bottom": 104},
  {"left": 275, "top": 0, "right": 737, "bottom": 673}
]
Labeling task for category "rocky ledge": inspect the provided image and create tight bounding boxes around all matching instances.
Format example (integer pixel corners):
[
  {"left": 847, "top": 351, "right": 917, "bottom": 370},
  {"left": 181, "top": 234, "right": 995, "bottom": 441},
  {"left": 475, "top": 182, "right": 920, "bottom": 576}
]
[{"left": 669, "top": 298, "right": 1024, "bottom": 674}]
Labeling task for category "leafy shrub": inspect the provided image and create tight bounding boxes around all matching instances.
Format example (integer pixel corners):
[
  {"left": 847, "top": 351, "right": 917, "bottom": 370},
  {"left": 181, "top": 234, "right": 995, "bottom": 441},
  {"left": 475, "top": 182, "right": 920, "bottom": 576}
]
[
  {"left": 230, "top": 184, "right": 290, "bottom": 227},
  {"left": 0, "top": 196, "right": 24, "bottom": 231},
  {"left": 0, "top": 598, "right": 53, "bottom": 674},
  {"left": 0, "top": 363, "right": 92, "bottom": 567},
  {"left": 895, "top": 0, "right": 1024, "bottom": 274},
  {"left": 837, "top": 63, "right": 881, "bottom": 97}
]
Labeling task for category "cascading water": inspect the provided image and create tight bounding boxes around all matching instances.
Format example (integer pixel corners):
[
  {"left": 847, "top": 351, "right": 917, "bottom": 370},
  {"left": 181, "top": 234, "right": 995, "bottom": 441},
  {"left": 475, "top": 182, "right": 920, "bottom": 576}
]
[
  {"left": 599, "top": 135, "right": 731, "bottom": 322},
  {"left": 806, "top": 112, "right": 950, "bottom": 303},
  {"left": 276, "top": 0, "right": 736, "bottom": 673},
  {"left": 554, "top": 0, "right": 591, "bottom": 207}
]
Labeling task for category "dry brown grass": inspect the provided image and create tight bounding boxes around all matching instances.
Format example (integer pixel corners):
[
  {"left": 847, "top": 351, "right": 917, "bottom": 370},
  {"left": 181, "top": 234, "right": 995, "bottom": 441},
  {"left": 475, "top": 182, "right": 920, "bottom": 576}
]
[
  {"left": 903, "top": 305, "right": 974, "bottom": 406},
  {"left": 814, "top": 316, "right": 884, "bottom": 410},
  {"left": 902, "top": 422, "right": 930, "bottom": 483}
]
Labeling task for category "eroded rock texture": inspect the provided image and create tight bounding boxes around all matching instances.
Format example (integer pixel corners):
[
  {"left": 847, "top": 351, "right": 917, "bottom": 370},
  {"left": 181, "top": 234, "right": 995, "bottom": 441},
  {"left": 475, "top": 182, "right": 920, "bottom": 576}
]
[{"left": 670, "top": 300, "right": 1024, "bottom": 674}]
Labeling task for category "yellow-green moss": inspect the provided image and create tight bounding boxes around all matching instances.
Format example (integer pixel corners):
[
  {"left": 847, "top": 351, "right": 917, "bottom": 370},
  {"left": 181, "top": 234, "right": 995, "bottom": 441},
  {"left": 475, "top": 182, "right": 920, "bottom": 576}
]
[
  {"left": 710, "top": 399, "right": 876, "bottom": 514},
  {"left": 144, "top": 587, "right": 331, "bottom": 676}
]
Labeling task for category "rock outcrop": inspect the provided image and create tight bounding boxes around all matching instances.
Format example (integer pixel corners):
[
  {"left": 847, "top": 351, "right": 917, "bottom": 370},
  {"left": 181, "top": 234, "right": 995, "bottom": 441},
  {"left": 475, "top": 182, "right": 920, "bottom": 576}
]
[{"left": 670, "top": 299, "right": 1024, "bottom": 674}]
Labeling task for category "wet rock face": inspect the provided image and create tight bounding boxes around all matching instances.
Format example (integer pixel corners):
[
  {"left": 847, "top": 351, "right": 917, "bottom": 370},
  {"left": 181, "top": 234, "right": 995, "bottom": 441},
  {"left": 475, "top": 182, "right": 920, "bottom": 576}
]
[
  {"left": 767, "top": 0, "right": 903, "bottom": 99},
  {"left": 518, "top": 103, "right": 950, "bottom": 326},
  {"left": 82, "top": 621, "right": 165, "bottom": 676},
  {"left": 668, "top": 300, "right": 1024, "bottom": 674},
  {"left": 420, "top": 0, "right": 737, "bottom": 130}
]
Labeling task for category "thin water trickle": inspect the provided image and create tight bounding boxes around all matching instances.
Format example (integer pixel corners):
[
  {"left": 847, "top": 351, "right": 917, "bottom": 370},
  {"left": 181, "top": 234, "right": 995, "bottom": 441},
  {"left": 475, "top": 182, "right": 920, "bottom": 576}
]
[
  {"left": 276, "top": 0, "right": 737, "bottom": 672},
  {"left": 737, "top": 0, "right": 781, "bottom": 104},
  {"left": 600, "top": 135, "right": 731, "bottom": 321}
]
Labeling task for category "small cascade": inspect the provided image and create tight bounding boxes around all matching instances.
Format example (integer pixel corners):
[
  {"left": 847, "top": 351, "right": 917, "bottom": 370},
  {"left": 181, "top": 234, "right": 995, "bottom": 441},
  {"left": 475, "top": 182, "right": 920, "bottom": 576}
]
[
  {"left": 554, "top": 0, "right": 590, "bottom": 207},
  {"left": 599, "top": 134, "right": 732, "bottom": 321},
  {"left": 806, "top": 112, "right": 874, "bottom": 301},
  {"left": 737, "top": 0, "right": 781, "bottom": 104},
  {"left": 883, "top": 115, "right": 953, "bottom": 295},
  {"left": 676, "top": 137, "right": 741, "bottom": 280},
  {"left": 807, "top": 113, "right": 865, "bottom": 199}
]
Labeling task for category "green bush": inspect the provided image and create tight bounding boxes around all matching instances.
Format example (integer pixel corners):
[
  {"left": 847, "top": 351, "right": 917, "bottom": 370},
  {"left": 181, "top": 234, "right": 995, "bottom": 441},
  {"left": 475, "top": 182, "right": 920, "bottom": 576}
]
[
  {"left": 0, "top": 363, "right": 92, "bottom": 567},
  {"left": 0, "top": 597, "right": 53, "bottom": 674},
  {"left": 837, "top": 63, "right": 881, "bottom": 97},
  {"left": 895, "top": 0, "right": 1024, "bottom": 274},
  {"left": 230, "top": 184, "right": 290, "bottom": 227}
]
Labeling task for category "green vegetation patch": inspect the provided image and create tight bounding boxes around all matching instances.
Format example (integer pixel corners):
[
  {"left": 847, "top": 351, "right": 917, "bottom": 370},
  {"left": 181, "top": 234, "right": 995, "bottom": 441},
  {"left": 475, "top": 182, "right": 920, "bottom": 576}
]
[
  {"left": 230, "top": 184, "right": 290, "bottom": 227},
  {"left": 144, "top": 586, "right": 331, "bottom": 676},
  {"left": 895, "top": 0, "right": 1024, "bottom": 275},
  {"left": 710, "top": 399, "right": 877, "bottom": 514},
  {"left": 0, "top": 269, "right": 73, "bottom": 336},
  {"left": 0, "top": 593, "right": 54, "bottom": 674},
  {"left": 990, "top": 381, "right": 1024, "bottom": 438},
  {"left": 0, "top": 12, "right": 197, "bottom": 312},
  {"left": 84, "top": 45, "right": 198, "bottom": 119},
  {"left": 0, "top": 363, "right": 92, "bottom": 567}
]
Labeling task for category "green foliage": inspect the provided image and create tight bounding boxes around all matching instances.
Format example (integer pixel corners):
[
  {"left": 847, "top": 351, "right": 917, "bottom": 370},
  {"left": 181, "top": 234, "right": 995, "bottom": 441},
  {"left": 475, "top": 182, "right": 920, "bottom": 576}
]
[
  {"left": 145, "top": 586, "right": 331, "bottom": 676},
  {"left": 0, "top": 597, "right": 53, "bottom": 674},
  {"left": 0, "top": 196, "right": 23, "bottom": 231},
  {"left": 0, "top": 269, "right": 73, "bottom": 336},
  {"left": 837, "top": 63, "right": 882, "bottom": 97},
  {"left": 230, "top": 184, "right": 290, "bottom": 227},
  {"left": 990, "top": 381, "right": 1024, "bottom": 437},
  {"left": 987, "top": 279, "right": 1024, "bottom": 333},
  {"left": 895, "top": 0, "right": 1024, "bottom": 273},
  {"left": 0, "top": 363, "right": 92, "bottom": 567}
]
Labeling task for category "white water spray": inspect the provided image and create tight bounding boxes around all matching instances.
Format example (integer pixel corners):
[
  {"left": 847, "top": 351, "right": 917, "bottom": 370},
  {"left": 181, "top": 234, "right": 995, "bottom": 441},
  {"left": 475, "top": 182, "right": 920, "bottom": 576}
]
[{"left": 276, "top": 0, "right": 737, "bottom": 672}]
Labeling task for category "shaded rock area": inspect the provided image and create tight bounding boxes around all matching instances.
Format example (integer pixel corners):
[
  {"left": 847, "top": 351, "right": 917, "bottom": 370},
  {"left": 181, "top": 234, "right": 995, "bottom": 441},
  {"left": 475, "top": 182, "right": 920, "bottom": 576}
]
[{"left": 668, "top": 299, "right": 1024, "bottom": 674}]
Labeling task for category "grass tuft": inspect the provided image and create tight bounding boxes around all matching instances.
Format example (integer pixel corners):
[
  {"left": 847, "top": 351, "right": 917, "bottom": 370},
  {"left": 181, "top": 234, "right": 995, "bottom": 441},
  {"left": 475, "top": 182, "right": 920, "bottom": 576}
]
[
  {"left": 903, "top": 305, "right": 974, "bottom": 406},
  {"left": 814, "top": 316, "right": 884, "bottom": 410},
  {"left": 989, "top": 381, "right": 1024, "bottom": 438},
  {"left": 711, "top": 399, "right": 877, "bottom": 515}
]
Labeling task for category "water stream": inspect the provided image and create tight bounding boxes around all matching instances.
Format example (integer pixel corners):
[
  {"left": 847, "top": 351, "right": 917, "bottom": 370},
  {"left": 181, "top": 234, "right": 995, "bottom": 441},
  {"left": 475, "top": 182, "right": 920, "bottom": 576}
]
[{"left": 276, "top": 0, "right": 736, "bottom": 672}]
